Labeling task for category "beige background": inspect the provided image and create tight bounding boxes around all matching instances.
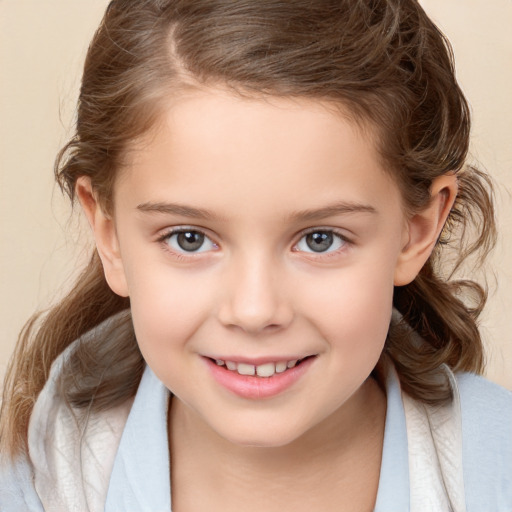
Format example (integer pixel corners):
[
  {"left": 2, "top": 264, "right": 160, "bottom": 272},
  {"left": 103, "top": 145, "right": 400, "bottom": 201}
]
[{"left": 1, "top": 1, "right": 511, "bottom": 389}]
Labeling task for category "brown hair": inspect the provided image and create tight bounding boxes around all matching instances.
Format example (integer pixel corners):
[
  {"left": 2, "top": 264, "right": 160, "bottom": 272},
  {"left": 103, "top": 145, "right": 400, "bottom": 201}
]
[{"left": 1, "top": 0, "right": 496, "bottom": 458}]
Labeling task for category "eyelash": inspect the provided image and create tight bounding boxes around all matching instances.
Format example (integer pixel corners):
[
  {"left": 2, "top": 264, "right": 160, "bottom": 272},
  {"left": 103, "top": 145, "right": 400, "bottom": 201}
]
[
  {"left": 157, "top": 227, "right": 219, "bottom": 260},
  {"left": 294, "top": 228, "right": 352, "bottom": 259},
  {"left": 157, "top": 227, "right": 352, "bottom": 260}
]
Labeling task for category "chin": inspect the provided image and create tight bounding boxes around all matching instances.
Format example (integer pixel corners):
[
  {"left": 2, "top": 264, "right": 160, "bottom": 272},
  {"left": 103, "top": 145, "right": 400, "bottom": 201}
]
[
  {"left": 213, "top": 418, "right": 309, "bottom": 449},
  {"left": 225, "top": 433, "right": 301, "bottom": 449}
]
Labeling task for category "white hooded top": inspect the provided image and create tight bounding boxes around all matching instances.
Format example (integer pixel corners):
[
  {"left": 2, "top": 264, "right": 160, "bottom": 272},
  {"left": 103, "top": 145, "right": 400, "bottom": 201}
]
[{"left": 1, "top": 323, "right": 511, "bottom": 512}]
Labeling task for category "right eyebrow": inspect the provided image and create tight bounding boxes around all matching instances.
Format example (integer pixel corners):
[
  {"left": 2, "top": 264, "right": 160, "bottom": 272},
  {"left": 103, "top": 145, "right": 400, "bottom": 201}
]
[
  {"left": 286, "top": 201, "right": 378, "bottom": 223},
  {"left": 136, "top": 201, "right": 219, "bottom": 220}
]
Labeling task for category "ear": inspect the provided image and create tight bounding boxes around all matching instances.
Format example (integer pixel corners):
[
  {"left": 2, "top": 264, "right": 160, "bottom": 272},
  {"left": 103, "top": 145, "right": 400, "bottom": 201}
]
[
  {"left": 76, "top": 176, "right": 129, "bottom": 297},
  {"left": 394, "top": 174, "right": 457, "bottom": 286}
]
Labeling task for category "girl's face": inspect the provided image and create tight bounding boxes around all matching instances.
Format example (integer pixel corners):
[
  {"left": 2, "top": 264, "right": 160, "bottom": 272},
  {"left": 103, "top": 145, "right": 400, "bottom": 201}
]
[{"left": 107, "top": 89, "right": 411, "bottom": 447}]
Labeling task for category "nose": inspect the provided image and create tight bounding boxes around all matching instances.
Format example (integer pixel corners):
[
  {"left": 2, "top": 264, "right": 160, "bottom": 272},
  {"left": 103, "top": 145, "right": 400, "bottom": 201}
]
[{"left": 217, "top": 253, "right": 293, "bottom": 335}]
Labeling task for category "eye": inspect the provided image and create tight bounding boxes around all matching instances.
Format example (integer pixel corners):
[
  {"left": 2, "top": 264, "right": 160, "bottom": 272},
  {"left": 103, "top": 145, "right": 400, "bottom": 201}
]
[
  {"left": 295, "top": 230, "right": 347, "bottom": 254},
  {"left": 162, "top": 229, "right": 217, "bottom": 254}
]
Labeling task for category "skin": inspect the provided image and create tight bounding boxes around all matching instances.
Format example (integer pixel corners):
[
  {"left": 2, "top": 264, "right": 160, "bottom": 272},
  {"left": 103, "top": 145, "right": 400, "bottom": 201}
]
[{"left": 78, "top": 88, "right": 457, "bottom": 511}]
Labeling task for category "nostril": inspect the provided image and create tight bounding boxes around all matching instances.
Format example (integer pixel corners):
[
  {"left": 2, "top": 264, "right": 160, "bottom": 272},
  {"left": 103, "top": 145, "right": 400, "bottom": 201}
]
[
  {"left": 216, "top": 287, "right": 294, "bottom": 334},
  {"left": 264, "top": 323, "right": 282, "bottom": 332}
]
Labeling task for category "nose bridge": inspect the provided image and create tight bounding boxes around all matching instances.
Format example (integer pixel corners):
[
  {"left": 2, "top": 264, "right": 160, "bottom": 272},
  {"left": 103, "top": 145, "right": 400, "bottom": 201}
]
[{"left": 217, "top": 248, "right": 292, "bottom": 334}]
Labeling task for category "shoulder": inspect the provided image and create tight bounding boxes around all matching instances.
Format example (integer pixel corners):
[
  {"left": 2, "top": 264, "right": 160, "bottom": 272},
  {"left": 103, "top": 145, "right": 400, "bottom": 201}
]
[
  {"left": 456, "top": 371, "right": 512, "bottom": 441},
  {"left": 0, "top": 455, "right": 44, "bottom": 512},
  {"left": 455, "top": 372, "right": 512, "bottom": 511},
  {"left": 1, "top": 312, "right": 135, "bottom": 512}
]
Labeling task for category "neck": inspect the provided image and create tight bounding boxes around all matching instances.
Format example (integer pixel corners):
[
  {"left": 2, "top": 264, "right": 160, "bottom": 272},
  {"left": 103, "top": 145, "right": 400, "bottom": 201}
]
[{"left": 169, "top": 377, "right": 386, "bottom": 511}]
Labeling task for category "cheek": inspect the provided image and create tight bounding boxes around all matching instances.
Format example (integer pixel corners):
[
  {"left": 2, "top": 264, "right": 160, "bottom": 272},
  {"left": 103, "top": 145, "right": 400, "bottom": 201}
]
[
  {"left": 122, "top": 255, "right": 215, "bottom": 362},
  {"left": 297, "top": 260, "right": 395, "bottom": 355}
]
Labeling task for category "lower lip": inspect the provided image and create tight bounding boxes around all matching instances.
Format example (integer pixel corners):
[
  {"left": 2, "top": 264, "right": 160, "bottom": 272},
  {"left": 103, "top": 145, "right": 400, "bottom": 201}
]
[{"left": 204, "top": 357, "right": 316, "bottom": 399}]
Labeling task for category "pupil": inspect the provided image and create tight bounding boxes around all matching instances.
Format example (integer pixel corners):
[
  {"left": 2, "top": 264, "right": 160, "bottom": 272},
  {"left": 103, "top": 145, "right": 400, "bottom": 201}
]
[
  {"left": 177, "top": 231, "right": 204, "bottom": 251},
  {"left": 306, "top": 232, "right": 333, "bottom": 252}
]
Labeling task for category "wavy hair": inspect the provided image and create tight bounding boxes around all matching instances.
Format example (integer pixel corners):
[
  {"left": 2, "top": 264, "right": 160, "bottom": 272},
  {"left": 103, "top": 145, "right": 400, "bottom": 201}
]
[{"left": 1, "top": 0, "right": 496, "bottom": 457}]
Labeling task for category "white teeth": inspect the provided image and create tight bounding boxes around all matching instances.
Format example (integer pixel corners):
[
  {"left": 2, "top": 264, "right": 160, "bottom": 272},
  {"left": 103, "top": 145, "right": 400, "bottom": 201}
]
[
  {"left": 237, "top": 363, "right": 256, "bottom": 376},
  {"left": 216, "top": 357, "right": 308, "bottom": 377},
  {"left": 275, "top": 362, "right": 288, "bottom": 373},
  {"left": 256, "top": 362, "right": 276, "bottom": 377}
]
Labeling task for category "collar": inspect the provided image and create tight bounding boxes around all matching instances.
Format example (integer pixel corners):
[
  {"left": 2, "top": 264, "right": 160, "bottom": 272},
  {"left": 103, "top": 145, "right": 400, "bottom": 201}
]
[
  {"left": 105, "top": 364, "right": 411, "bottom": 511},
  {"left": 30, "top": 344, "right": 462, "bottom": 511}
]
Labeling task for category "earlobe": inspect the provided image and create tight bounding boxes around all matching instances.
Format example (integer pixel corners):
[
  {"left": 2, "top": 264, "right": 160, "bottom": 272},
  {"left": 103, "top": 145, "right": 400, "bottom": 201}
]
[
  {"left": 76, "top": 177, "right": 129, "bottom": 297},
  {"left": 394, "top": 174, "right": 458, "bottom": 286}
]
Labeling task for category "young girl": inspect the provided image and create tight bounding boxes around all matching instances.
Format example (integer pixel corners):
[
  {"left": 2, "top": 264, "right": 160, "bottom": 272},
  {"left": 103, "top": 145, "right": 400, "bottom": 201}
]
[{"left": 1, "top": 1, "right": 511, "bottom": 511}]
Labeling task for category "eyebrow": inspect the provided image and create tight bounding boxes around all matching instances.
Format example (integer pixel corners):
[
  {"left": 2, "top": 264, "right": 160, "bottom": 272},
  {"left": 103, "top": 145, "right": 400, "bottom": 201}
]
[
  {"left": 136, "top": 202, "right": 217, "bottom": 220},
  {"left": 136, "top": 200, "right": 377, "bottom": 222},
  {"left": 286, "top": 202, "right": 377, "bottom": 222}
]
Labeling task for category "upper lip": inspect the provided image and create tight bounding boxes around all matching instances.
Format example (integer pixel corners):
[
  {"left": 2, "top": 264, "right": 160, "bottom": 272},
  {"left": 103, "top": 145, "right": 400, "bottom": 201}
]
[{"left": 203, "top": 355, "right": 316, "bottom": 365}]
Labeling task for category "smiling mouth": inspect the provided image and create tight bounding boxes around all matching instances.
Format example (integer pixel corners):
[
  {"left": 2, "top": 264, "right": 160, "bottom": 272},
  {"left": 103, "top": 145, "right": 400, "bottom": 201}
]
[{"left": 207, "top": 356, "right": 315, "bottom": 378}]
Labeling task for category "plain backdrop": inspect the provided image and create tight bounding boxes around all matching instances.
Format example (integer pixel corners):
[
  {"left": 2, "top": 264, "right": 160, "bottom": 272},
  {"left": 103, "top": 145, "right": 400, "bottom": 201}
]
[{"left": 1, "top": 0, "right": 511, "bottom": 389}]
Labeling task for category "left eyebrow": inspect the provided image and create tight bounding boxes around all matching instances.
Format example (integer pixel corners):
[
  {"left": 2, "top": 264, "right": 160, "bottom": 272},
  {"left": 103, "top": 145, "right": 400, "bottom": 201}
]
[
  {"left": 286, "top": 201, "right": 377, "bottom": 222},
  {"left": 136, "top": 202, "right": 218, "bottom": 220}
]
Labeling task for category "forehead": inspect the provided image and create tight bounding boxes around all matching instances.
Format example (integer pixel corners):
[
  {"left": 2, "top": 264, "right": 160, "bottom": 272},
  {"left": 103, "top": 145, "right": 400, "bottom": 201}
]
[{"left": 116, "top": 88, "right": 402, "bottom": 219}]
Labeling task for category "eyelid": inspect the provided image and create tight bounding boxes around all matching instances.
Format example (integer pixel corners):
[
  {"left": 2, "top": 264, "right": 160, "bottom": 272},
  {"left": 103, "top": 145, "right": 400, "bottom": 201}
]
[{"left": 296, "top": 226, "right": 352, "bottom": 243}]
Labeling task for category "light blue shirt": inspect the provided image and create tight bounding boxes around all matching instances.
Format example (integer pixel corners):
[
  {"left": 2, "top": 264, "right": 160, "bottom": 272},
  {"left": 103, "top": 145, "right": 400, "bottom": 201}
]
[{"left": 1, "top": 365, "right": 511, "bottom": 511}]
